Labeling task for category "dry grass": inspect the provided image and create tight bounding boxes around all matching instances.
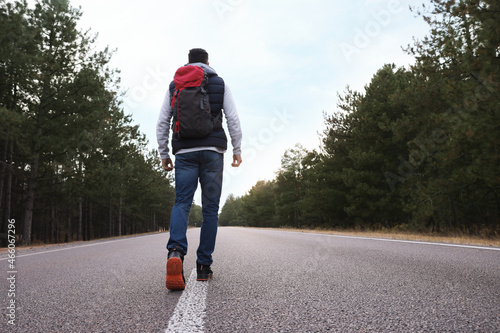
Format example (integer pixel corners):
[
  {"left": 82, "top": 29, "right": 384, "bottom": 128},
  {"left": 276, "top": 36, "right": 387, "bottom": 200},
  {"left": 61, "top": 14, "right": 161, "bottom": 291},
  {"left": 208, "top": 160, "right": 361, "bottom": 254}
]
[{"left": 250, "top": 227, "right": 500, "bottom": 248}]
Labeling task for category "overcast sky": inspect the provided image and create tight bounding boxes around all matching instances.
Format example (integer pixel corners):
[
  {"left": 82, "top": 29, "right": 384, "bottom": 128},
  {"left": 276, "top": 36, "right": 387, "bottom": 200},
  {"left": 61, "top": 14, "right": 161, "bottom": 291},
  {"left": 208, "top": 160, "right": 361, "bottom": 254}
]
[{"left": 66, "top": 0, "right": 431, "bottom": 206}]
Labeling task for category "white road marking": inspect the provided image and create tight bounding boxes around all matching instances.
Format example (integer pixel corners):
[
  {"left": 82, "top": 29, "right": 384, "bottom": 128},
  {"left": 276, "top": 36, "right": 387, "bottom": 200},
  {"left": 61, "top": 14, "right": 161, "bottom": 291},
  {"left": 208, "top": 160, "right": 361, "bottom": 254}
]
[
  {"left": 0, "top": 234, "right": 162, "bottom": 261},
  {"left": 165, "top": 268, "right": 208, "bottom": 333},
  {"left": 275, "top": 230, "right": 500, "bottom": 251}
]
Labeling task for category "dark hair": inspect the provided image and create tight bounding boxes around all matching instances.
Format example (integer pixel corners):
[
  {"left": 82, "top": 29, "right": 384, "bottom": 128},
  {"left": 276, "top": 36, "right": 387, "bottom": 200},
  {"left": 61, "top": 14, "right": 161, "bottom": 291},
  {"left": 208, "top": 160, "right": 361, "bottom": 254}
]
[{"left": 188, "top": 48, "right": 209, "bottom": 64}]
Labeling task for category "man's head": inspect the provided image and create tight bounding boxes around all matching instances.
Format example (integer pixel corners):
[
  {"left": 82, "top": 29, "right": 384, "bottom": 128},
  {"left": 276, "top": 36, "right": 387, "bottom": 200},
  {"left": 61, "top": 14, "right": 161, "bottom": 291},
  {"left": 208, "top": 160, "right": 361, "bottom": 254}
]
[{"left": 188, "top": 48, "right": 209, "bottom": 64}]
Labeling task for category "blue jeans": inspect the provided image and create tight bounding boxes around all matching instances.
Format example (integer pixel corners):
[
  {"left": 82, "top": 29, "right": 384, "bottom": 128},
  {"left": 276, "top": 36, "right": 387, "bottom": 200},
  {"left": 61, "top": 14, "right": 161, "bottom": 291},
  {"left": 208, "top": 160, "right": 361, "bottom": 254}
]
[{"left": 167, "top": 150, "right": 223, "bottom": 265}]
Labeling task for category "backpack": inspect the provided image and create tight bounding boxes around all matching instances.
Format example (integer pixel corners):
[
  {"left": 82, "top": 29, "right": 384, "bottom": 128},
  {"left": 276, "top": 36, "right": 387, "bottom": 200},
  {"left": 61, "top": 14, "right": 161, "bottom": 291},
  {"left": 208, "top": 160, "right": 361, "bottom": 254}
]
[{"left": 171, "top": 65, "right": 213, "bottom": 139}]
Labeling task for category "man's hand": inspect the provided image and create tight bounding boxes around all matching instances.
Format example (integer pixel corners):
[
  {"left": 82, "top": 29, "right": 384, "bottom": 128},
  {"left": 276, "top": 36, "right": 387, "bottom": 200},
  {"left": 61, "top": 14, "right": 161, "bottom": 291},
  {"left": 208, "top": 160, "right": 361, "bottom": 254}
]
[
  {"left": 162, "top": 158, "right": 174, "bottom": 171},
  {"left": 231, "top": 154, "right": 242, "bottom": 167}
]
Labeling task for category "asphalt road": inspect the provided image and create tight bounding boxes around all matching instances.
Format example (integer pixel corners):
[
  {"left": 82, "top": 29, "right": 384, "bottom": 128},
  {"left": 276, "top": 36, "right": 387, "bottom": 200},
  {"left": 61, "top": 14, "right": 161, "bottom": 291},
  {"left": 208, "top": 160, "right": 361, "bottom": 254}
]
[{"left": 1, "top": 227, "right": 499, "bottom": 332}]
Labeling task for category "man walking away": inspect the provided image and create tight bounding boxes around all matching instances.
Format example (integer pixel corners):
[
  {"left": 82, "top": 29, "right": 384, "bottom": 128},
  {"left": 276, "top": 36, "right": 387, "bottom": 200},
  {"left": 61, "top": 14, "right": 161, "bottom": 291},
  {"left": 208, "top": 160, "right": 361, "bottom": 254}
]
[{"left": 157, "top": 48, "right": 242, "bottom": 290}]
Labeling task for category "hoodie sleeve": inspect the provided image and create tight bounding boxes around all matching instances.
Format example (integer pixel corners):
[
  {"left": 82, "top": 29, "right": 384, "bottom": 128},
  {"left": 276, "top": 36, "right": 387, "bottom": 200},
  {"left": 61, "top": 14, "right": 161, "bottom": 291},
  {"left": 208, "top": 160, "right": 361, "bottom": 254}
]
[
  {"left": 156, "top": 89, "right": 173, "bottom": 160},
  {"left": 222, "top": 84, "right": 242, "bottom": 155}
]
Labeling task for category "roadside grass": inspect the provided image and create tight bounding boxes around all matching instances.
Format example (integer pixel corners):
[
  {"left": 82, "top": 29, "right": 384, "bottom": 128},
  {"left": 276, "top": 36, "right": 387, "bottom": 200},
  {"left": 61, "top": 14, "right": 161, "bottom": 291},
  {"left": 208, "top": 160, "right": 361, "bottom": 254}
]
[
  {"left": 0, "top": 230, "right": 167, "bottom": 253},
  {"left": 246, "top": 226, "right": 500, "bottom": 248}
]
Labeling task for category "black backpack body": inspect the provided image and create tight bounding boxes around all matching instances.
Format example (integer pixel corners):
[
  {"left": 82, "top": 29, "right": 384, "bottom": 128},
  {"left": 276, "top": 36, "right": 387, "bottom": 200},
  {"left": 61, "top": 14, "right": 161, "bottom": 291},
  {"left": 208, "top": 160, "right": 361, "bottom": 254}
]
[{"left": 171, "top": 65, "right": 213, "bottom": 139}]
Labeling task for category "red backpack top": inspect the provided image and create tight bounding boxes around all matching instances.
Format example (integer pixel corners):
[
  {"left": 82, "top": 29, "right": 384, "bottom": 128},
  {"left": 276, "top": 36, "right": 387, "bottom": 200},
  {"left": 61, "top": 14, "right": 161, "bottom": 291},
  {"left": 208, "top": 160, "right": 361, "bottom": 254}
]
[{"left": 171, "top": 65, "right": 213, "bottom": 139}]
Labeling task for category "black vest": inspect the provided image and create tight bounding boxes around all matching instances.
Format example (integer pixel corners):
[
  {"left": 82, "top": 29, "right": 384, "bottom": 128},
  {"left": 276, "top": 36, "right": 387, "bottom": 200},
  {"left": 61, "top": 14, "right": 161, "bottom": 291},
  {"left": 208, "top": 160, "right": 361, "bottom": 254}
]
[{"left": 169, "top": 74, "right": 227, "bottom": 154}]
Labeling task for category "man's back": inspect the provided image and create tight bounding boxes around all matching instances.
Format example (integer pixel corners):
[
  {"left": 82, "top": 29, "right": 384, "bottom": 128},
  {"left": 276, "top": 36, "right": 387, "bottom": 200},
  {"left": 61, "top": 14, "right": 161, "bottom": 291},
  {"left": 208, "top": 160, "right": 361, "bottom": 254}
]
[{"left": 157, "top": 48, "right": 242, "bottom": 290}]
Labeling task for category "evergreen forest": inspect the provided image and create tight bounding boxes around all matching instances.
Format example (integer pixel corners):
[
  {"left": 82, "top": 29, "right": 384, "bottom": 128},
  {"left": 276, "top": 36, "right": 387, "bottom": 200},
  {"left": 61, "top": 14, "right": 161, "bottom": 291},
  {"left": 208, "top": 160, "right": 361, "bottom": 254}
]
[
  {"left": 1, "top": 1, "right": 498, "bottom": 247},
  {"left": 0, "top": 0, "right": 175, "bottom": 245},
  {"left": 219, "top": 1, "right": 499, "bottom": 237}
]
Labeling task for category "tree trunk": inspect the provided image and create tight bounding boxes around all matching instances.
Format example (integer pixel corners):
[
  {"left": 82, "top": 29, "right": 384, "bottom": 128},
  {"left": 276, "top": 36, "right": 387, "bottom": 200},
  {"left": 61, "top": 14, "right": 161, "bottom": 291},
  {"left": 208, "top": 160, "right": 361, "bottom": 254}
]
[
  {"left": 109, "top": 193, "right": 113, "bottom": 237},
  {"left": 65, "top": 213, "right": 70, "bottom": 242},
  {"left": 118, "top": 194, "right": 122, "bottom": 236},
  {"left": 78, "top": 196, "right": 83, "bottom": 241},
  {"left": 0, "top": 138, "right": 7, "bottom": 218},
  {"left": 83, "top": 198, "right": 88, "bottom": 241},
  {"left": 55, "top": 217, "right": 59, "bottom": 243},
  {"left": 22, "top": 150, "right": 40, "bottom": 246},
  {"left": 50, "top": 201, "right": 56, "bottom": 243},
  {"left": 1, "top": 139, "right": 13, "bottom": 247},
  {"left": 89, "top": 201, "right": 93, "bottom": 240}
]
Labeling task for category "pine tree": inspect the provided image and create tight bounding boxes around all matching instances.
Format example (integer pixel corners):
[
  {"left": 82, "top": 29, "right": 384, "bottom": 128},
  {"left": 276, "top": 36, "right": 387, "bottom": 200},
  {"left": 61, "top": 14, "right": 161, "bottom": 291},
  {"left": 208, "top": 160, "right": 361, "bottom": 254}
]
[
  {"left": 275, "top": 144, "right": 307, "bottom": 228},
  {"left": 242, "top": 180, "right": 276, "bottom": 228},
  {"left": 405, "top": 0, "right": 499, "bottom": 233},
  {"left": 0, "top": 1, "right": 33, "bottom": 245},
  {"left": 219, "top": 194, "right": 245, "bottom": 226}
]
